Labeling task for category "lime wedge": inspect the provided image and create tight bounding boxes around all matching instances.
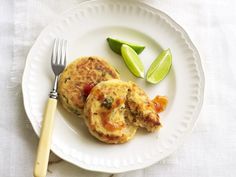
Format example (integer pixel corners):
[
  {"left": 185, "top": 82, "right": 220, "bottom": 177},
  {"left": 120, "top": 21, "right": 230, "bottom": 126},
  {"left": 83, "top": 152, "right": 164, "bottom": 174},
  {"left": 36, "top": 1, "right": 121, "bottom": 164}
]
[
  {"left": 121, "top": 44, "right": 145, "bottom": 78},
  {"left": 146, "top": 49, "right": 172, "bottom": 84},
  {"left": 107, "top": 37, "right": 145, "bottom": 55}
]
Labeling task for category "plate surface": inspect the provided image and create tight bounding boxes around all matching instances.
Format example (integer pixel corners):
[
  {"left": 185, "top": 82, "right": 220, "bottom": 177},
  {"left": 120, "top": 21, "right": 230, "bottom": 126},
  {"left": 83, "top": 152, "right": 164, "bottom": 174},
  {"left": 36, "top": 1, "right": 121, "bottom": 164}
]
[{"left": 22, "top": 0, "right": 204, "bottom": 173}]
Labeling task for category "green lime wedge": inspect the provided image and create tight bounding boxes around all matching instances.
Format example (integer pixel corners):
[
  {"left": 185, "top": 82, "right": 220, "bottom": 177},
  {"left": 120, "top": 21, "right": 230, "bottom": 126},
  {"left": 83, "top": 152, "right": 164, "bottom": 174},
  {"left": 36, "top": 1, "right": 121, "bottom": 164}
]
[
  {"left": 107, "top": 37, "right": 145, "bottom": 55},
  {"left": 121, "top": 44, "right": 145, "bottom": 78},
  {"left": 146, "top": 49, "right": 172, "bottom": 84}
]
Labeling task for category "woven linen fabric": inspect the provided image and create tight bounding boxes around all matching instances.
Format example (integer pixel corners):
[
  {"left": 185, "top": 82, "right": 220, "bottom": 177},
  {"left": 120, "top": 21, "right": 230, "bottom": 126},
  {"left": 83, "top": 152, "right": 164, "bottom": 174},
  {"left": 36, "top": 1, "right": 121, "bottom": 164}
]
[{"left": 0, "top": 0, "right": 235, "bottom": 177}]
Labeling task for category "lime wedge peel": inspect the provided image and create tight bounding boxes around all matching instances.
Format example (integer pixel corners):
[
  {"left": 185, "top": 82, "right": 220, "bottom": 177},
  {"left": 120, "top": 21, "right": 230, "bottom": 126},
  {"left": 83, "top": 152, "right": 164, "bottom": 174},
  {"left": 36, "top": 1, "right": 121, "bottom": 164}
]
[
  {"left": 146, "top": 49, "right": 172, "bottom": 84},
  {"left": 121, "top": 44, "right": 145, "bottom": 78},
  {"left": 107, "top": 37, "right": 145, "bottom": 55}
]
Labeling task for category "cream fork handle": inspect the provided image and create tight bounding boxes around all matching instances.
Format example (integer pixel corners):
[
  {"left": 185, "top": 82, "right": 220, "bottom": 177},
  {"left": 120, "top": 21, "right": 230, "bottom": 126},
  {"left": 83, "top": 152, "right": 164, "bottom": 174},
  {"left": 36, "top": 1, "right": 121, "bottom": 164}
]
[{"left": 34, "top": 98, "right": 57, "bottom": 177}]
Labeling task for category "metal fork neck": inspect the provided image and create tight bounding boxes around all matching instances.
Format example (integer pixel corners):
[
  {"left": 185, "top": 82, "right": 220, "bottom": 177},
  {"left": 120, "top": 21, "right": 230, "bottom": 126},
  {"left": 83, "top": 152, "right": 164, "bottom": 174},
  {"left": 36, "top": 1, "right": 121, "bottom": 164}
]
[{"left": 49, "top": 75, "right": 59, "bottom": 99}]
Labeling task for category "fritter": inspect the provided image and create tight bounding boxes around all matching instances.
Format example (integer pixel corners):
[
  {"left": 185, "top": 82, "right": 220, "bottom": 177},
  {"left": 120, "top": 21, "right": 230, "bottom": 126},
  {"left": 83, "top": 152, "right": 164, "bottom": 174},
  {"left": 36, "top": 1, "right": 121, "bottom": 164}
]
[{"left": 58, "top": 56, "right": 120, "bottom": 116}]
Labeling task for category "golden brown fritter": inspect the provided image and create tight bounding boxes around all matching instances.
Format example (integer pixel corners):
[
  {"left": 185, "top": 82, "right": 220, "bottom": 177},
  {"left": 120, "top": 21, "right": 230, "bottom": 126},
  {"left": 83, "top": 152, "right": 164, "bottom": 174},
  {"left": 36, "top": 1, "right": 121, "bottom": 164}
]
[{"left": 58, "top": 56, "right": 120, "bottom": 116}]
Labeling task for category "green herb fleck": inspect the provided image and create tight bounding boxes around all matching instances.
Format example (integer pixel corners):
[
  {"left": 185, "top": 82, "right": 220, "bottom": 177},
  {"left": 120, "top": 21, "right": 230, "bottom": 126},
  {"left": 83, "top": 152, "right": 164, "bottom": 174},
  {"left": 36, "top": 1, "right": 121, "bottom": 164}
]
[{"left": 101, "top": 97, "right": 114, "bottom": 109}]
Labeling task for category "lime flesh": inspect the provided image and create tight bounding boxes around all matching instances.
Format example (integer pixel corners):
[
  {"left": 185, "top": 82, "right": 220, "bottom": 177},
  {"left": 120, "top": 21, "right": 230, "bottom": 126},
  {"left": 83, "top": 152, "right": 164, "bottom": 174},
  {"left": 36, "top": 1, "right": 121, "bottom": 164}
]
[
  {"left": 107, "top": 37, "right": 145, "bottom": 55},
  {"left": 146, "top": 49, "right": 172, "bottom": 84},
  {"left": 121, "top": 44, "right": 145, "bottom": 78}
]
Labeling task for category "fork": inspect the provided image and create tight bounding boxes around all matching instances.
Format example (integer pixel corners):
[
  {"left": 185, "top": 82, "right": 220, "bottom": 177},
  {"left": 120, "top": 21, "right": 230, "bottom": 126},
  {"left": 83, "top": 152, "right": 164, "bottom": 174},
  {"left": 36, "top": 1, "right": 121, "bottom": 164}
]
[{"left": 34, "top": 39, "right": 67, "bottom": 177}]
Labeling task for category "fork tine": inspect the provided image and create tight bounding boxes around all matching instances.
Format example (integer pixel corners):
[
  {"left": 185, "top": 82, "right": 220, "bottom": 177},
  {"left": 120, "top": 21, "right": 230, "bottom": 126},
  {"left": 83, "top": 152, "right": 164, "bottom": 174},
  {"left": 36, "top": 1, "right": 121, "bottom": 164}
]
[
  {"left": 51, "top": 39, "right": 57, "bottom": 65},
  {"left": 56, "top": 39, "right": 62, "bottom": 65},
  {"left": 61, "top": 39, "right": 67, "bottom": 66},
  {"left": 60, "top": 40, "right": 65, "bottom": 65},
  {"left": 63, "top": 40, "right": 67, "bottom": 66}
]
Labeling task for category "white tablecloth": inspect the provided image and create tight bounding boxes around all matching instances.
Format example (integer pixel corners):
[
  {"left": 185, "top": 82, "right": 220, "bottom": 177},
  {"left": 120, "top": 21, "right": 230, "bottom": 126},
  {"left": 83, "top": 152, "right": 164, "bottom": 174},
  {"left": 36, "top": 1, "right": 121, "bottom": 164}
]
[{"left": 1, "top": 0, "right": 236, "bottom": 177}]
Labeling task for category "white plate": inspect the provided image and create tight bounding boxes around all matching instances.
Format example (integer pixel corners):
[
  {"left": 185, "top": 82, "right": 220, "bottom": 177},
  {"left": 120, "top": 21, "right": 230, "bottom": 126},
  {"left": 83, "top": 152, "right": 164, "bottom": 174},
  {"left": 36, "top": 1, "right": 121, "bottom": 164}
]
[{"left": 22, "top": 0, "right": 204, "bottom": 173}]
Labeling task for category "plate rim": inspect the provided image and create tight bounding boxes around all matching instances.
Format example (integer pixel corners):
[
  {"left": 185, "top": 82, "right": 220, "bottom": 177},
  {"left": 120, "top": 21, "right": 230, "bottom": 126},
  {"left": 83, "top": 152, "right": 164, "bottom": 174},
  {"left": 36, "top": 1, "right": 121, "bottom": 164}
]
[{"left": 22, "top": 0, "right": 205, "bottom": 173}]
